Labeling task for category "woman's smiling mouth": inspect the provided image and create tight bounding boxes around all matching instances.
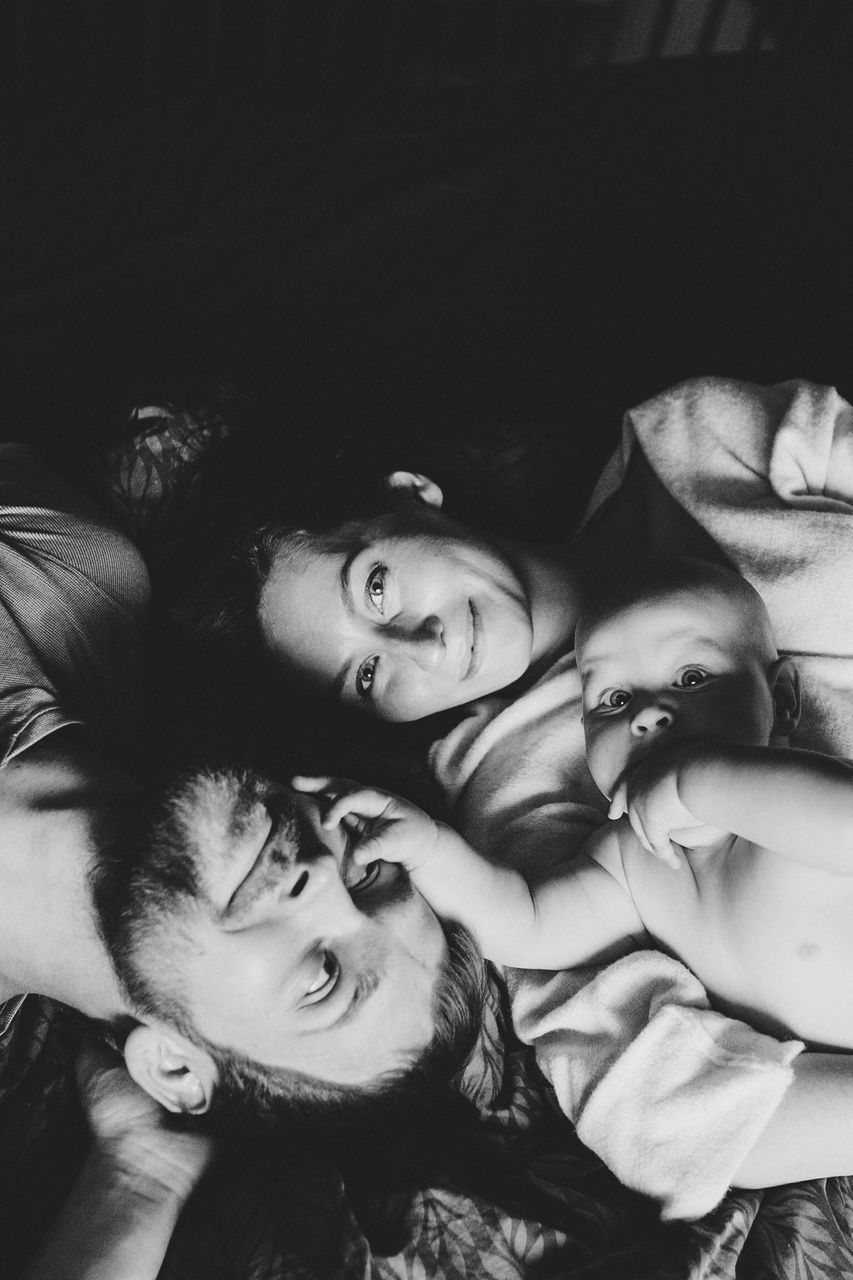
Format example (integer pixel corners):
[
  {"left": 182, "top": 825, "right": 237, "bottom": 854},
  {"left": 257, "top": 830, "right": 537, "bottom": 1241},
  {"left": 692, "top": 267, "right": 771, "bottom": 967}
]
[{"left": 465, "top": 600, "right": 482, "bottom": 681}]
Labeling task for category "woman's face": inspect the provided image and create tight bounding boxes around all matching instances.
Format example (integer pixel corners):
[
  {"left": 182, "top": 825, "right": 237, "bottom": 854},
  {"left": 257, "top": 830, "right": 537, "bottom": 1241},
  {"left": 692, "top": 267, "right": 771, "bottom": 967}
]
[{"left": 257, "top": 503, "right": 535, "bottom": 721}]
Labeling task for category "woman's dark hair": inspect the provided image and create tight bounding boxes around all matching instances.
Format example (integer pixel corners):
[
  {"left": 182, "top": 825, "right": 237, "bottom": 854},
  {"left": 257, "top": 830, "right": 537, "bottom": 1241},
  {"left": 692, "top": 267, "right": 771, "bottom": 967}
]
[
  {"left": 138, "top": 386, "right": 519, "bottom": 782},
  {"left": 159, "top": 412, "right": 426, "bottom": 648}
]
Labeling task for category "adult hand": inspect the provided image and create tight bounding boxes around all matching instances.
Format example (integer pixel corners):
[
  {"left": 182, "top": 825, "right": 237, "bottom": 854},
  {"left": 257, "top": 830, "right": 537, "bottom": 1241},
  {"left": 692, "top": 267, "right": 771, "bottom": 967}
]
[
  {"left": 78, "top": 1034, "right": 214, "bottom": 1204},
  {"left": 608, "top": 745, "right": 727, "bottom": 868},
  {"left": 21, "top": 1037, "right": 214, "bottom": 1280}
]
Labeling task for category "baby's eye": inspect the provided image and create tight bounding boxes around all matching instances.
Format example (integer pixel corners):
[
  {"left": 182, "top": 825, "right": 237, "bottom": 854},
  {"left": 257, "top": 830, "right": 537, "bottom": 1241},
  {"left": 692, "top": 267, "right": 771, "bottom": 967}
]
[
  {"left": 355, "top": 656, "right": 378, "bottom": 700},
  {"left": 678, "top": 668, "right": 708, "bottom": 688},
  {"left": 366, "top": 565, "right": 386, "bottom": 615},
  {"left": 602, "top": 688, "right": 631, "bottom": 708}
]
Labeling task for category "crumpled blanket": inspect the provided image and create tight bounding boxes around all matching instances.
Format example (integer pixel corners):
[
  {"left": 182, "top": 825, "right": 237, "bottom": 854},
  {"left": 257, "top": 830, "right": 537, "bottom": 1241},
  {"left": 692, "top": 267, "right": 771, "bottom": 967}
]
[
  {"left": 614, "top": 376, "right": 853, "bottom": 760},
  {"left": 518, "top": 376, "right": 853, "bottom": 1219},
  {"left": 511, "top": 952, "right": 803, "bottom": 1222}
]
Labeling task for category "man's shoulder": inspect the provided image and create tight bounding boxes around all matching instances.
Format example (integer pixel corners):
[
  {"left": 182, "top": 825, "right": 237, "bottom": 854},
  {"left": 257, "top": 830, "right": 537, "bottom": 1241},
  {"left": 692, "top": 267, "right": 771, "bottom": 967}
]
[{"left": 1, "top": 730, "right": 137, "bottom": 812}]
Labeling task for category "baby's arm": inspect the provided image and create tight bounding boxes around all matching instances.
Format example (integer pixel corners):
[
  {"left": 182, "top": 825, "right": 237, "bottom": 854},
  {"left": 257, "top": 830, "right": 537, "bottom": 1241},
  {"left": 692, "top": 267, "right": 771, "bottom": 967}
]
[
  {"left": 735, "top": 1050, "right": 853, "bottom": 1187},
  {"left": 293, "top": 776, "right": 642, "bottom": 967},
  {"left": 613, "top": 742, "right": 853, "bottom": 872}
]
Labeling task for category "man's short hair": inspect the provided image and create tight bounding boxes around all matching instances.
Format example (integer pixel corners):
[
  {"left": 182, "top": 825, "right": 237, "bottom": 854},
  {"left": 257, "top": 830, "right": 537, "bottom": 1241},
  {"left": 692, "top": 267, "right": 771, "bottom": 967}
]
[{"left": 92, "top": 766, "right": 485, "bottom": 1138}]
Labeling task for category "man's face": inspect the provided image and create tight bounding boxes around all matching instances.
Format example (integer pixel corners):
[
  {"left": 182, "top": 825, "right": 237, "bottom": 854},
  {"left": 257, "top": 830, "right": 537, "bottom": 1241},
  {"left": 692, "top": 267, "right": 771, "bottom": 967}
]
[
  {"left": 257, "top": 506, "right": 534, "bottom": 722},
  {"left": 150, "top": 778, "right": 447, "bottom": 1086},
  {"left": 578, "top": 584, "right": 778, "bottom": 798}
]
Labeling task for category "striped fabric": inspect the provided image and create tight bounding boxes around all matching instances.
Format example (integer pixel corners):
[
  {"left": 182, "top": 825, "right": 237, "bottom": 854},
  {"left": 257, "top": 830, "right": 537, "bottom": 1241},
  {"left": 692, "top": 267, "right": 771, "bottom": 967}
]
[{"left": 0, "top": 443, "right": 150, "bottom": 769}]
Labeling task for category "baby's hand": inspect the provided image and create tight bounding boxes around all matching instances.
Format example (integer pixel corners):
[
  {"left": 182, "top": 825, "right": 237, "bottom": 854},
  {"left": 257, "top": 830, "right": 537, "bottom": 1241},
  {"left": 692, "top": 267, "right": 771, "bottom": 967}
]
[
  {"left": 608, "top": 748, "right": 710, "bottom": 869},
  {"left": 291, "top": 776, "right": 443, "bottom": 873}
]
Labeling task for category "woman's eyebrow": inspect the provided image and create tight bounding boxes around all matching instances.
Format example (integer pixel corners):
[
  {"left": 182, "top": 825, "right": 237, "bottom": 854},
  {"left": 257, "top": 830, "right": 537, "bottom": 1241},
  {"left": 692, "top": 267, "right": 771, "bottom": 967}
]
[{"left": 338, "top": 546, "right": 362, "bottom": 614}]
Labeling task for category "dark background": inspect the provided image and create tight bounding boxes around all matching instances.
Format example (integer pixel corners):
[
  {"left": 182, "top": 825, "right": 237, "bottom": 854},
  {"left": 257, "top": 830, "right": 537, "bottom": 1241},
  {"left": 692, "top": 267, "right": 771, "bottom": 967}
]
[
  {"left": 3, "top": 0, "right": 852, "bottom": 517},
  {"left": 3, "top": 6, "right": 853, "bottom": 1272}
]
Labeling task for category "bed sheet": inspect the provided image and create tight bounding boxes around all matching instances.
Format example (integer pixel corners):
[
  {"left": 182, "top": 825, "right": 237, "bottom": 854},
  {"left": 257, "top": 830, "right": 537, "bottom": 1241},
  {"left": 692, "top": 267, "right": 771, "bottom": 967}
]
[{"left": 57, "top": 403, "right": 853, "bottom": 1278}]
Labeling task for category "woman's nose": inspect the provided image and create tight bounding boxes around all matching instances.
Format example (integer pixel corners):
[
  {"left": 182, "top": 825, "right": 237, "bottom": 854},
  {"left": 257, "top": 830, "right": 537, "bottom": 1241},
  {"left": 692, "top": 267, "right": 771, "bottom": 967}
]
[
  {"left": 630, "top": 703, "right": 675, "bottom": 738},
  {"left": 393, "top": 615, "right": 445, "bottom": 669}
]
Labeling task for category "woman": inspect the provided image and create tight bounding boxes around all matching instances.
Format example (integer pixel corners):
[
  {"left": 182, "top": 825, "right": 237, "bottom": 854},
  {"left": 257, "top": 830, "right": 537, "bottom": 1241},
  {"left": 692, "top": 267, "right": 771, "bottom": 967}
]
[{"left": 183, "top": 374, "right": 853, "bottom": 1218}]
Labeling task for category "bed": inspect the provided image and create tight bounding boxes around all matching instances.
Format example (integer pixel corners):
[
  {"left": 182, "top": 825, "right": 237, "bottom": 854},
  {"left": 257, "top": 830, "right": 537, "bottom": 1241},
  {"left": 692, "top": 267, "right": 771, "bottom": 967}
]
[{"left": 3, "top": 3, "right": 853, "bottom": 1276}]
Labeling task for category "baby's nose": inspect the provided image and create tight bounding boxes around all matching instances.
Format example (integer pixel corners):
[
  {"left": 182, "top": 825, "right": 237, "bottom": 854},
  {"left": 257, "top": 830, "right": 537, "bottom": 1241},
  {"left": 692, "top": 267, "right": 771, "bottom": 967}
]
[{"left": 630, "top": 704, "right": 674, "bottom": 738}]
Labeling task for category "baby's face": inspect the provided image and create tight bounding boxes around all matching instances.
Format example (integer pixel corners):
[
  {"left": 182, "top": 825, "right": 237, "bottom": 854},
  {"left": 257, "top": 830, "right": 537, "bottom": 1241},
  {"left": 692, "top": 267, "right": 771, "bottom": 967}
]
[{"left": 577, "top": 584, "right": 778, "bottom": 798}]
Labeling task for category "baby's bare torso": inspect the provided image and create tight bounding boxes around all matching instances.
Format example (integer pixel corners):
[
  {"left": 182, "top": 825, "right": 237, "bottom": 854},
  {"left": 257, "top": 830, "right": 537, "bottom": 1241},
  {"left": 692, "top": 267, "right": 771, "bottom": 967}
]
[{"left": 620, "top": 829, "right": 853, "bottom": 1050}]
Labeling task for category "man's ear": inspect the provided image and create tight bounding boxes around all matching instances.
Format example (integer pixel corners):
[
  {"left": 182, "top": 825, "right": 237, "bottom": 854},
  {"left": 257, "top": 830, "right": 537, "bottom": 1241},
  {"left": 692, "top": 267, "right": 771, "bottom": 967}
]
[
  {"left": 124, "top": 1024, "right": 219, "bottom": 1115},
  {"left": 769, "top": 656, "right": 801, "bottom": 737},
  {"left": 384, "top": 471, "right": 444, "bottom": 508}
]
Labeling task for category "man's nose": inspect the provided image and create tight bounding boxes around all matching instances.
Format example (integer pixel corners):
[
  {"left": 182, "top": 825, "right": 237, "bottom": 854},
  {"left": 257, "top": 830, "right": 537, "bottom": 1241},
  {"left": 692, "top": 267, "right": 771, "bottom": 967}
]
[
  {"left": 269, "top": 851, "right": 363, "bottom": 931},
  {"left": 630, "top": 702, "right": 675, "bottom": 738}
]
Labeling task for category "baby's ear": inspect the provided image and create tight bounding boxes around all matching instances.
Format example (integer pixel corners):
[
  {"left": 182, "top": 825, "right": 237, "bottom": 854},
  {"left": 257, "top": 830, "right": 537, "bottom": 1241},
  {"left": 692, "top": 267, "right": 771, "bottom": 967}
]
[{"left": 769, "top": 656, "right": 801, "bottom": 737}]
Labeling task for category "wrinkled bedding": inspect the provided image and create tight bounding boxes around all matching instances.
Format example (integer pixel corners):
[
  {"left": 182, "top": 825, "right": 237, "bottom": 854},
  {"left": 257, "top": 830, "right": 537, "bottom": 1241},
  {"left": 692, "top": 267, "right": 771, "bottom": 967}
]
[{"left": 53, "top": 389, "right": 853, "bottom": 1277}]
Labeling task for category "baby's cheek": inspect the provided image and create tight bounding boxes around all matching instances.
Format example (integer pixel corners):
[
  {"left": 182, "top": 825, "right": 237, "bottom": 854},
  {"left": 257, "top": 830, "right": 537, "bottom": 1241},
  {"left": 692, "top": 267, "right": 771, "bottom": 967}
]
[{"left": 585, "top": 732, "right": 619, "bottom": 798}]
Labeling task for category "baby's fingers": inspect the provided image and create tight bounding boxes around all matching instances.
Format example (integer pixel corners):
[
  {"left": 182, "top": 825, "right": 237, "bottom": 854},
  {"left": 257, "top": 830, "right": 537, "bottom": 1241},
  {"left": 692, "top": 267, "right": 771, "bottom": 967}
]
[
  {"left": 649, "top": 835, "right": 682, "bottom": 870},
  {"left": 622, "top": 805, "right": 679, "bottom": 869},
  {"left": 637, "top": 814, "right": 682, "bottom": 870},
  {"left": 608, "top": 781, "right": 628, "bottom": 821},
  {"left": 624, "top": 804, "right": 654, "bottom": 855},
  {"left": 291, "top": 775, "right": 336, "bottom": 793},
  {"left": 322, "top": 788, "right": 393, "bottom": 831}
]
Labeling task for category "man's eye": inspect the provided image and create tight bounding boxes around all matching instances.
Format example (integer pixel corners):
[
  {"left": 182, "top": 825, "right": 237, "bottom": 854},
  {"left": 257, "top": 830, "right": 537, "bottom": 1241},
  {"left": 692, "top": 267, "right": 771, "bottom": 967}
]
[
  {"left": 355, "top": 656, "right": 378, "bottom": 700},
  {"left": 304, "top": 951, "right": 340, "bottom": 1003},
  {"left": 678, "top": 668, "right": 708, "bottom": 688},
  {"left": 602, "top": 689, "right": 631, "bottom": 708},
  {"left": 366, "top": 565, "right": 386, "bottom": 614}
]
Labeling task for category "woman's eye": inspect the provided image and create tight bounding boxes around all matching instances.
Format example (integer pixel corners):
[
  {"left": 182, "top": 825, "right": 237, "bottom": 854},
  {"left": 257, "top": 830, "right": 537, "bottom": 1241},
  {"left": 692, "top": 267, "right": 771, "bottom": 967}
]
[
  {"left": 355, "top": 656, "right": 378, "bottom": 700},
  {"left": 603, "top": 689, "right": 631, "bottom": 708},
  {"left": 678, "top": 668, "right": 708, "bottom": 688},
  {"left": 366, "top": 565, "right": 386, "bottom": 614}
]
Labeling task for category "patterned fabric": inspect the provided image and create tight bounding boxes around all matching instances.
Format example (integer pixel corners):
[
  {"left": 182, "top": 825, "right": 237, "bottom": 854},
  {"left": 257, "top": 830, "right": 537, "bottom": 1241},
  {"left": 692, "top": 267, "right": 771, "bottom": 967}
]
[
  {"left": 158, "top": 973, "right": 853, "bottom": 1279},
  {"left": 94, "top": 403, "right": 231, "bottom": 542}
]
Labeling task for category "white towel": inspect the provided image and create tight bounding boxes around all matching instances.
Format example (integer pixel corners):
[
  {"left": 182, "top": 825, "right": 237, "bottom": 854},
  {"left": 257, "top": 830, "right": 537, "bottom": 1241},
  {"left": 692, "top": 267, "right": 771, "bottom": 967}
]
[{"left": 510, "top": 953, "right": 803, "bottom": 1221}]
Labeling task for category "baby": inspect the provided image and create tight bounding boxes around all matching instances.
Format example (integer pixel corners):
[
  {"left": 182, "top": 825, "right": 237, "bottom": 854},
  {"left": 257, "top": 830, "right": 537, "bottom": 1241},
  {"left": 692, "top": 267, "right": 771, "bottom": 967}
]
[{"left": 296, "top": 558, "right": 853, "bottom": 1053}]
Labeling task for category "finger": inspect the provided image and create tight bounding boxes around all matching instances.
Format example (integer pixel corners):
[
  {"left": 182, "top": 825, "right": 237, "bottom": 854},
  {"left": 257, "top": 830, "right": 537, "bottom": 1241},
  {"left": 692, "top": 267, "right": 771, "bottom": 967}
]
[
  {"left": 291, "top": 775, "right": 337, "bottom": 793},
  {"left": 351, "top": 832, "right": 389, "bottom": 865},
  {"left": 644, "top": 825, "right": 683, "bottom": 870},
  {"left": 608, "top": 782, "right": 627, "bottom": 821},
  {"left": 625, "top": 804, "right": 655, "bottom": 855},
  {"left": 322, "top": 789, "right": 393, "bottom": 830}
]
